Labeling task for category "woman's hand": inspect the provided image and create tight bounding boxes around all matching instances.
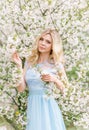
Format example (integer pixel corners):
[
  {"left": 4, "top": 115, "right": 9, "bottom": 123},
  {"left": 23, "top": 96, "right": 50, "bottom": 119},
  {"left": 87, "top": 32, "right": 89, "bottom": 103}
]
[
  {"left": 41, "top": 74, "right": 64, "bottom": 92},
  {"left": 41, "top": 74, "right": 57, "bottom": 83},
  {"left": 12, "top": 51, "right": 22, "bottom": 68}
]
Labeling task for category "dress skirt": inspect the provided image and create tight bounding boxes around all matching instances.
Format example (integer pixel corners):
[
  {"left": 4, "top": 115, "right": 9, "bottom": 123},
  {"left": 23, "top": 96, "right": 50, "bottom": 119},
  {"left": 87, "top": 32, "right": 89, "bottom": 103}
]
[{"left": 26, "top": 90, "right": 66, "bottom": 130}]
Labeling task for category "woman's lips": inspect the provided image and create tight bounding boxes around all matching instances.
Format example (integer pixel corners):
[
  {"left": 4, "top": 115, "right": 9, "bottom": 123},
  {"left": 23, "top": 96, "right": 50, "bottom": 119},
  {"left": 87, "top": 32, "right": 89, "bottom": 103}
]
[{"left": 39, "top": 46, "right": 45, "bottom": 49}]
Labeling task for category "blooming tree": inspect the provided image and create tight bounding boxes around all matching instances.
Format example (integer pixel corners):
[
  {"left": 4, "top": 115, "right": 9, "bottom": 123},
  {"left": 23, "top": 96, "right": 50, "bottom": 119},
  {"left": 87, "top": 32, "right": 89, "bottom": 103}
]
[{"left": 0, "top": 0, "right": 89, "bottom": 129}]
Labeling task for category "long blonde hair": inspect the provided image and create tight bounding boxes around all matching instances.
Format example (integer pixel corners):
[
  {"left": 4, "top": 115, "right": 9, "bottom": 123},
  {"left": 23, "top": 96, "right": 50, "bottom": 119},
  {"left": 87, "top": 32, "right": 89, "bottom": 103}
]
[{"left": 27, "top": 29, "right": 64, "bottom": 66}]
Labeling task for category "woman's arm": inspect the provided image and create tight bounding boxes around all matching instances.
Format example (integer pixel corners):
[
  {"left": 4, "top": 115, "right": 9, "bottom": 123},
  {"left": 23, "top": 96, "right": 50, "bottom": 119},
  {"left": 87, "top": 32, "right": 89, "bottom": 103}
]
[
  {"left": 41, "top": 64, "right": 69, "bottom": 93},
  {"left": 12, "top": 52, "right": 27, "bottom": 92},
  {"left": 55, "top": 64, "right": 69, "bottom": 92},
  {"left": 17, "top": 67, "right": 26, "bottom": 92},
  {"left": 54, "top": 78, "right": 65, "bottom": 92}
]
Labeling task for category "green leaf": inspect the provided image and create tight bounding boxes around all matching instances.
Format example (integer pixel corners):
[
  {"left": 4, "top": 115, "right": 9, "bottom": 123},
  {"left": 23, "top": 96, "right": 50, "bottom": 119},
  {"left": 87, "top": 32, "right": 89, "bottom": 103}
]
[{"left": 67, "top": 67, "right": 79, "bottom": 80}]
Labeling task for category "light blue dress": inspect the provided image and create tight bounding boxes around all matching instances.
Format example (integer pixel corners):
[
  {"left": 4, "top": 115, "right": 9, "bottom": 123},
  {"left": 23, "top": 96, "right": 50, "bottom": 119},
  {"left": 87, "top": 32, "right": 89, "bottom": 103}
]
[{"left": 25, "top": 62, "right": 66, "bottom": 130}]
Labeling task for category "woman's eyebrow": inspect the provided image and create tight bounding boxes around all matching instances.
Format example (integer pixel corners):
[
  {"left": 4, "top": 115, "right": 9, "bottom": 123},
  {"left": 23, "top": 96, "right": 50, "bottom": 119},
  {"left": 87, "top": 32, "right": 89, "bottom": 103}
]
[
  {"left": 46, "top": 39, "right": 51, "bottom": 43},
  {"left": 41, "top": 36, "right": 51, "bottom": 43},
  {"left": 40, "top": 37, "right": 43, "bottom": 39}
]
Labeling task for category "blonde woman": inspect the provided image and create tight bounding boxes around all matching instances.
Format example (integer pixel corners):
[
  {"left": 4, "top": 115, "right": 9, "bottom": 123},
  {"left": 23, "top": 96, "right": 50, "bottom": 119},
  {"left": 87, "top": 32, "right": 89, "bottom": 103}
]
[{"left": 12, "top": 29, "right": 68, "bottom": 130}]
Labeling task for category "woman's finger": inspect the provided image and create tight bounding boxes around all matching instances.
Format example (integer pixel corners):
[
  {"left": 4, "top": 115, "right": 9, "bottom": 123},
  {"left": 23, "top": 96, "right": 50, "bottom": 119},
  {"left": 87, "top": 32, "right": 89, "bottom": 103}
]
[
  {"left": 41, "top": 74, "right": 50, "bottom": 77},
  {"left": 41, "top": 78, "right": 50, "bottom": 82},
  {"left": 41, "top": 76, "right": 51, "bottom": 81}
]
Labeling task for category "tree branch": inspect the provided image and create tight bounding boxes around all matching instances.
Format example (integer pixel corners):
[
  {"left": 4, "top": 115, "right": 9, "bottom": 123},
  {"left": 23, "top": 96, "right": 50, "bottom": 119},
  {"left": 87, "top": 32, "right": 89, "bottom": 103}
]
[
  {"left": 19, "top": 0, "right": 22, "bottom": 11},
  {"left": 0, "top": 30, "right": 7, "bottom": 39},
  {"left": 5, "top": 91, "right": 19, "bottom": 108},
  {"left": 17, "top": 17, "right": 27, "bottom": 31},
  {"left": 37, "top": 0, "right": 48, "bottom": 16},
  {"left": 51, "top": 0, "right": 67, "bottom": 14},
  {"left": 50, "top": 13, "right": 59, "bottom": 32}
]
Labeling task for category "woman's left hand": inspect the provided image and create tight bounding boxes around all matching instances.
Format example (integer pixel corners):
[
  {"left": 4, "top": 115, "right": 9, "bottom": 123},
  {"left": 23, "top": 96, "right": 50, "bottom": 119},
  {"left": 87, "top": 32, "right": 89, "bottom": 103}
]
[
  {"left": 41, "top": 74, "right": 57, "bottom": 83},
  {"left": 41, "top": 74, "right": 64, "bottom": 92}
]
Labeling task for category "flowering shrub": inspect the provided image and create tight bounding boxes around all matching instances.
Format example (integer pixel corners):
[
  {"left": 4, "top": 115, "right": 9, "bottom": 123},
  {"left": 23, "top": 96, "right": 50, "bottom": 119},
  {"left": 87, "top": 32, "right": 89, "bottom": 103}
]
[
  {"left": 0, "top": 0, "right": 89, "bottom": 129},
  {"left": 58, "top": 85, "right": 89, "bottom": 128}
]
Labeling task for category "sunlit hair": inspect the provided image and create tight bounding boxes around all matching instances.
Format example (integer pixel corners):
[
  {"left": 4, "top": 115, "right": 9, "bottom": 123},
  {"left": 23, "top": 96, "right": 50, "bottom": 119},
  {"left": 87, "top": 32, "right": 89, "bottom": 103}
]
[{"left": 27, "top": 29, "right": 64, "bottom": 66}]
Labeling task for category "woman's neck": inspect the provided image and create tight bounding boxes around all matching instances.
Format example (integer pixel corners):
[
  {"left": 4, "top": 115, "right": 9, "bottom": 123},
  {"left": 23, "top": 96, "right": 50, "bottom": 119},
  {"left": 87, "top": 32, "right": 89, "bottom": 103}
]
[{"left": 38, "top": 53, "right": 50, "bottom": 63}]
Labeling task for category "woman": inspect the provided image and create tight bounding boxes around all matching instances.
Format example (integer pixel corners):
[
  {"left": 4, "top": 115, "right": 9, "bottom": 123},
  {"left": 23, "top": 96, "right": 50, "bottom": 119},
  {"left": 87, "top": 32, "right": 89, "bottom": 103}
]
[{"left": 12, "top": 29, "right": 68, "bottom": 130}]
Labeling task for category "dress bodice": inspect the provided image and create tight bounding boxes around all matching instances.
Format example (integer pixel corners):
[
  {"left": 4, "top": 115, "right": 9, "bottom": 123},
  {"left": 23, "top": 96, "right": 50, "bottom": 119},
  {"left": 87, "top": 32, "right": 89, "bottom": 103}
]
[{"left": 25, "top": 62, "right": 57, "bottom": 91}]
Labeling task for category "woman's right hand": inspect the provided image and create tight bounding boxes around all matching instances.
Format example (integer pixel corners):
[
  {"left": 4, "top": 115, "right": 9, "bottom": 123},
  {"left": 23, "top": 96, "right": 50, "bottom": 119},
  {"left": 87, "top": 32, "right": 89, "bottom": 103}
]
[{"left": 12, "top": 51, "right": 22, "bottom": 68}]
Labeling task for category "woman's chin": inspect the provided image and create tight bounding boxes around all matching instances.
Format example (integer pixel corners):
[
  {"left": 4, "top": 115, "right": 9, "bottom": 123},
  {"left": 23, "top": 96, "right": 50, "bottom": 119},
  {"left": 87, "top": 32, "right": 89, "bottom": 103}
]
[{"left": 38, "top": 49, "right": 46, "bottom": 53}]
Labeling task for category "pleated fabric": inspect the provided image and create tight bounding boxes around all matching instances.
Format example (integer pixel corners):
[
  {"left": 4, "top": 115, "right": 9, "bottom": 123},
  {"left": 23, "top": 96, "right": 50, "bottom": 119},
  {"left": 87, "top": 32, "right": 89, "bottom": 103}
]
[{"left": 26, "top": 90, "right": 66, "bottom": 130}]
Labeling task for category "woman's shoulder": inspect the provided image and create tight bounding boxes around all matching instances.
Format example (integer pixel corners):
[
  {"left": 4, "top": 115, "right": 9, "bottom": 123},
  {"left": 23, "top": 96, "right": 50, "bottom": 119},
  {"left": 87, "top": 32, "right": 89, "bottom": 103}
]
[{"left": 55, "top": 62, "right": 64, "bottom": 69}]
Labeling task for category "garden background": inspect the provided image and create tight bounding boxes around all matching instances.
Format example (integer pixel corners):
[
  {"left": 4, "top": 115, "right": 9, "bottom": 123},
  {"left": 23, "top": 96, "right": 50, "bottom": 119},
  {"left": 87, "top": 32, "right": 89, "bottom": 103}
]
[{"left": 0, "top": 0, "right": 89, "bottom": 130}]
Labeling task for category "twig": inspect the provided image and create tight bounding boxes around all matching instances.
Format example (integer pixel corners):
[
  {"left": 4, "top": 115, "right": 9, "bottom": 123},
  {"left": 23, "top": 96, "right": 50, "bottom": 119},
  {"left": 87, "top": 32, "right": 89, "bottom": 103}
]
[
  {"left": 37, "top": 0, "right": 48, "bottom": 16},
  {"left": 5, "top": 91, "right": 19, "bottom": 107},
  {"left": 19, "top": 0, "right": 22, "bottom": 11},
  {"left": 0, "top": 30, "right": 7, "bottom": 39},
  {"left": 51, "top": 0, "right": 67, "bottom": 14},
  {"left": 50, "top": 13, "right": 59, "bottom": 32},
  {"left": 17, "top": 17, "right": 27, "bottom": 31}
]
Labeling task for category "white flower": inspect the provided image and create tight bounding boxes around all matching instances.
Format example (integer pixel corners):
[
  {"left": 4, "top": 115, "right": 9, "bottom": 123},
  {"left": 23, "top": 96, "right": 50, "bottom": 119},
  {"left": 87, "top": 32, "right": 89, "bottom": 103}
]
[{"left": 41, "top": 70, "right": 50, "bottom": 75}]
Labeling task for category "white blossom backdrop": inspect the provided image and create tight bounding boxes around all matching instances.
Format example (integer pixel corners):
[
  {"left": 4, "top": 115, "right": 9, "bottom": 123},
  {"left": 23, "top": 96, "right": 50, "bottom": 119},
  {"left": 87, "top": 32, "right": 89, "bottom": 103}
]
[{"left": 0, "top": 0, "right": 89, "bottom": 130}]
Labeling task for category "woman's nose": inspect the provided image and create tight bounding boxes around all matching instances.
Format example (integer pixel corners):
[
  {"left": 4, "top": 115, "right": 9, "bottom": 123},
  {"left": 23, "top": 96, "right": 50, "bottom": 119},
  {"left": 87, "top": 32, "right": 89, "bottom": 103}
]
[{"left": 41, "top": 40, "right": 45, "bottom": 45}]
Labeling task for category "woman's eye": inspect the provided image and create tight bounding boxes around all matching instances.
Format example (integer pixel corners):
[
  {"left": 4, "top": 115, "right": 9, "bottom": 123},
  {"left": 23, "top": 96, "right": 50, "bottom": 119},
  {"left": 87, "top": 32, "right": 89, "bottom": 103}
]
[
  {"left": 39, "top": 38, "right": 43, "bottom": 41},
  {"left": 47, "top": 40, "right": 51, "bottom": 44}
]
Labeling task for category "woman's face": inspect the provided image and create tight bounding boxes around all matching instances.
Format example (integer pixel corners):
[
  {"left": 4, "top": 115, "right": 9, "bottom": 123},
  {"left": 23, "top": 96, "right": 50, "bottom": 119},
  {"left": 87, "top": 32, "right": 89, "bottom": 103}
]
[{"left": 38, "top": 33, "right": 52, "bottom": 54}]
